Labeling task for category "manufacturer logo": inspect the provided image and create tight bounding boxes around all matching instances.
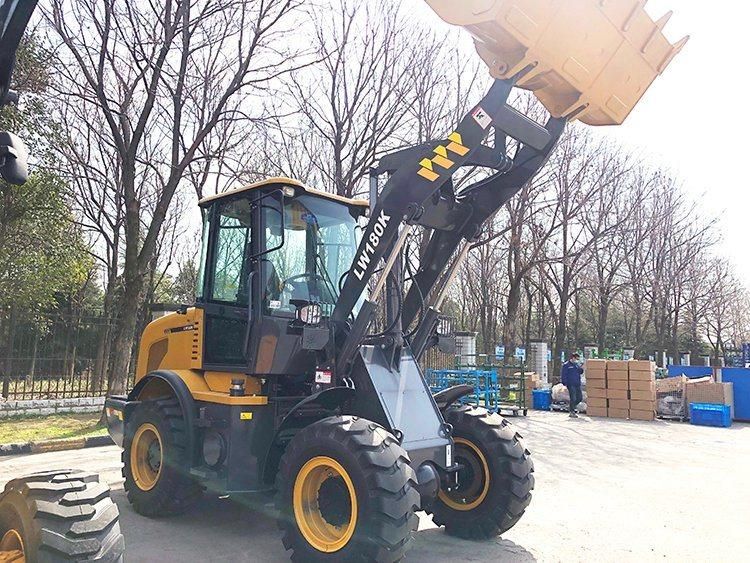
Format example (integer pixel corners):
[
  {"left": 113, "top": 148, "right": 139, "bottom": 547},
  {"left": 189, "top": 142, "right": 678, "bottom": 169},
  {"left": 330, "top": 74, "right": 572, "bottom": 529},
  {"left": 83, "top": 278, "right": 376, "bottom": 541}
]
[{"left": 353, "top": 210, "right": 391, "bottom": 280}]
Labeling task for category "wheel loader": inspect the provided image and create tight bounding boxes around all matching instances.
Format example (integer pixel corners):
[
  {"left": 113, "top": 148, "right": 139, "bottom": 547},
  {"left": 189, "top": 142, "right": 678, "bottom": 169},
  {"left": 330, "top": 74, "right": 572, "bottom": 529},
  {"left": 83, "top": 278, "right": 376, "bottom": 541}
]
[{"left": 0, "top": 1, "right": 686, "bottom": 561}]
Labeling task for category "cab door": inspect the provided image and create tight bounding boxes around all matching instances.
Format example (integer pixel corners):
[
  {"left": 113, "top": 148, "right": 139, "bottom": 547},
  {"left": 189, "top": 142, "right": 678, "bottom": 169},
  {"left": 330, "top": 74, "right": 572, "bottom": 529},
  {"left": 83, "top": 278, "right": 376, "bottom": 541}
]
[{"left": 199, "top": 196, "right": 256, "bottom": 371}]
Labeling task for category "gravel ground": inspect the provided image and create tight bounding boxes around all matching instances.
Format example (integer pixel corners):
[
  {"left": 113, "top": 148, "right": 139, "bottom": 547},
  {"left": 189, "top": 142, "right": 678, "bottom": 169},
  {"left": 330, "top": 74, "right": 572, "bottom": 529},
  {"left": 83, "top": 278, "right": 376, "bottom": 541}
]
[{"left": 1, "top": 410, "right": 747, "bottom": 562}]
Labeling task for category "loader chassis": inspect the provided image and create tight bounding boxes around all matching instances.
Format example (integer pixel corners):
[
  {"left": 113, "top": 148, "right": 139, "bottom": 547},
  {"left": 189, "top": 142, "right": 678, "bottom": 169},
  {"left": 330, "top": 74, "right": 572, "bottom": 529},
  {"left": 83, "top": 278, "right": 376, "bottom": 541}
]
[
  {"left": 103, "top": 2, "right": 685, "bottom": 554},
  {"left": 107, "top": 75, "right": 562, "bottom": 491}
]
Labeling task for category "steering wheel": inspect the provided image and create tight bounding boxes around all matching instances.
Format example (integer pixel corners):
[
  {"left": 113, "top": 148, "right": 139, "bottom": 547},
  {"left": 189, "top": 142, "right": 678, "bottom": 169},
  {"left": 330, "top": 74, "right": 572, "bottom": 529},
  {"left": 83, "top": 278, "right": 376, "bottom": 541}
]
[
  {"left": 280, "top": 273, "right": 334, "bottom": 301},
  {"left": 281, "top": 273, "right": 328, "bottom": 287}
]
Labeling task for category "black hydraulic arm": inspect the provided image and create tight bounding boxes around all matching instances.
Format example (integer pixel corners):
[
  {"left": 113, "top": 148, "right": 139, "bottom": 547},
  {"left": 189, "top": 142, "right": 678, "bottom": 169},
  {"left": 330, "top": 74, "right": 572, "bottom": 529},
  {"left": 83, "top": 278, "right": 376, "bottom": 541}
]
[
  {"left": 402, "top": 115, "right": 567, "bottom": 333},
  {"left": 332, "top": 79, "right": 521, "bottom": 324},
  {"left": 330, "top": 78, "right": 562, "bottom": 374}
]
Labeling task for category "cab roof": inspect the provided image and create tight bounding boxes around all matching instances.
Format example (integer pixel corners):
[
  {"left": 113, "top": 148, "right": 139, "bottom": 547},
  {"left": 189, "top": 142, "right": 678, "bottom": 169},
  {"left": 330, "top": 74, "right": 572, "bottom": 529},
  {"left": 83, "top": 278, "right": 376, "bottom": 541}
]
[{"left": 198, "top": 177, "right": 369, "bottom": 210}]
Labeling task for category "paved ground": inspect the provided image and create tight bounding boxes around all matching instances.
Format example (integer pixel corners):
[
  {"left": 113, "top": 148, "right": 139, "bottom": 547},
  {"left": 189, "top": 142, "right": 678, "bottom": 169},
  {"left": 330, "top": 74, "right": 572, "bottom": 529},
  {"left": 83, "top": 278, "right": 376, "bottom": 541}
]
[{"left": 2, "top": 411, "right": 748, "bottom": 562}]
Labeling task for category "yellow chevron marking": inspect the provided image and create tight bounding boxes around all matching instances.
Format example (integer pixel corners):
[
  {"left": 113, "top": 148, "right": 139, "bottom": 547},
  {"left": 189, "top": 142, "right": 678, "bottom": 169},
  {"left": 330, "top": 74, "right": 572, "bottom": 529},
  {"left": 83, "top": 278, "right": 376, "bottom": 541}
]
[
  {"left": 419, "top": 158, "right": 434, "bottom": 171},
  {"left": 418, "top": 167, "right": 440, "bottom": 182},
  {"left": 432, "top": 154, "right": 454, "bottom": 169},
  {"left": 447, "top": 141, "right": 469, "bottom": 156},
  {"left": 448, "top": 132, "right": 463, "bottom": 144},
  {"left": 434, "top": 145, "right": 448, "bottom": 158}
]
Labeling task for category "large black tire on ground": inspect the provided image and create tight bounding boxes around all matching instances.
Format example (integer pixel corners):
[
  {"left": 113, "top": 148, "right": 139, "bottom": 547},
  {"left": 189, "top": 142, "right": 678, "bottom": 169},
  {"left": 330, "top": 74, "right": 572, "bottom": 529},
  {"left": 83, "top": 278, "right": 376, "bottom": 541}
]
[
  {"left": 123, "top": 397, "right": 202, "bottom": 516},
  {"left": 0, "top": 469, "right": 124, "bottom": 562},
  {"left": 427, "top": 405, "right": 534, "bottom": 539},
  {"left": 277, "top": 416, "right": 420, "bottom": 562}
]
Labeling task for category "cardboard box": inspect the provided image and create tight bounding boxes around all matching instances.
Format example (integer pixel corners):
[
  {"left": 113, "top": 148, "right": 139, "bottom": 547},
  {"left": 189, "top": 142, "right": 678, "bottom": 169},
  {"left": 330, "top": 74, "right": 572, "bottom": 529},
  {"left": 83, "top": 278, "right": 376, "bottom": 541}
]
[
  {"left": 630, "top": 399, "right": 656, "bottom": 411},
  {"left": 607, "top": 370, "right": 629, "bottom": 382},
  {"left": 655, "top": 376, "right": 687, "bottom": 393},
  {"left": 686, "top": 382, "right": 734, "bottom": 419},
  {"left": 586, "top": 359, "right": 607, "bottom": 369},
  {"left": 585, "top": 369, "right": 607, "bottom": 380},
  {"left": 606, "top": 389, "right": 628, "bottom": 400},
  {"left": 587, "top": 378, "right": 607, "bottom": 389},
  {"left": 630, "top": 380, "right": 656, "bottom": 392},
  {"left": 630, "top": 409, "right": 655, "bottom": 421},
  {"left": 629, "top": 360, "right": 657, "bottom": 372},
  {"left": 587, "top": 386, "right": 607, "bottom": 399},
  {"left": 588, "top": 397, "right": 607, "bottom": 408},
  {"left": 609, "top": 399, "right": 630, "bottom": 410},
  {"left": 608, "top": 408, "right": 629, "bottom": 419},
  {"left": 629, "top": 370, "right": 656, "bottom": 382},
  {"left": 588, "top": 406, "right": 607, "bottom": 417},
  {"left": 607, "top": 360, "right": 629, "bottom": 371},
  {"left": 607, "top": 379, "right": 629, "bottom": 390},
  {"left": 630, "top": 390, "right": 656, "bottom": 401}
]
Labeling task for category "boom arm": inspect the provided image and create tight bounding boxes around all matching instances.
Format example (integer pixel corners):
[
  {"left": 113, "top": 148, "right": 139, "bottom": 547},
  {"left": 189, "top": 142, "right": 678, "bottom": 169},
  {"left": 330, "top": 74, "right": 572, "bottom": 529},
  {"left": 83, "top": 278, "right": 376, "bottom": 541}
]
[{"left": 331, "top": 78, "right": 565, "bottom": 375}]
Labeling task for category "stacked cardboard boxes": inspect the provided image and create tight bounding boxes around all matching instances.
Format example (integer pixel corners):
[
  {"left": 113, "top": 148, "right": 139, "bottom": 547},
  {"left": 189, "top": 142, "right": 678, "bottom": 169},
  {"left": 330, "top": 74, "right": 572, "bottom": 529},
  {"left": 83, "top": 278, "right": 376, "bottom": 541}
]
[
  {"left": 584, "top": 359, "right": 656, "bottom": 420},
  {"left": 584, "top": 359, "right": 607, "bottom": 417},
  {"left": 606, "top": 360, "right": 630, "bottom": 419},
  {"left": 628, "top": 360, "right": 657, "bottom": 421}
]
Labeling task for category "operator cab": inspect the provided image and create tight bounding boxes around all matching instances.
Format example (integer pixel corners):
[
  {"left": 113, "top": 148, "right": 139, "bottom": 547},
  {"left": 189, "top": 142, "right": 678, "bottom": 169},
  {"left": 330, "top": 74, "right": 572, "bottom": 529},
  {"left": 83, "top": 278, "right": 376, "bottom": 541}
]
[{"left": 196, "top": 178, "right": 367, "bottom": 375}]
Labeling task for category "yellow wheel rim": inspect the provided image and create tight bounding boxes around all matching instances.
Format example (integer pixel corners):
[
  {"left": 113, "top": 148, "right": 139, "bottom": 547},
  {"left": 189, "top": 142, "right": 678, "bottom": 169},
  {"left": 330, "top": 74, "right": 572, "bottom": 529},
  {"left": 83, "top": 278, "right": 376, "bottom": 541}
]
[
  {"left": 0, "top": 529, "right": 25, "bottom": 562},
  {"left": 438, "top": 437, "right": 491, "bottom": 511},
  {"left": 293, "top": 456, "right": 357, "bottom": 553},
  {"left": 130, "top": 423, "right": 163, "bottom": 492}
]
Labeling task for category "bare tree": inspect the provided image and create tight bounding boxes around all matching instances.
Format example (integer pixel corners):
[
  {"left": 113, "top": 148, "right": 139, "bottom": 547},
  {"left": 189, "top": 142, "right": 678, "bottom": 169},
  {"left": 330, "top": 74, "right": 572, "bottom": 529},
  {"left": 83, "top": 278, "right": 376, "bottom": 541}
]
[
  {"left": 45, "top": 0, "right": 305, "bottom": 392},
  {"left": 269, "top": 0, "right": 434, "bottom": 197}
]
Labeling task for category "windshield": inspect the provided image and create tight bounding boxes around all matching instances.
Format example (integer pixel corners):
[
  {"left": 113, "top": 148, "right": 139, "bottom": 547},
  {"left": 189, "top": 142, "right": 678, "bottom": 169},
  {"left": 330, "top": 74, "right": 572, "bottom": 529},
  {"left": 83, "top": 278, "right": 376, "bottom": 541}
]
[{"left": 263, "top": 194, "right": 362, "bottom": 316}]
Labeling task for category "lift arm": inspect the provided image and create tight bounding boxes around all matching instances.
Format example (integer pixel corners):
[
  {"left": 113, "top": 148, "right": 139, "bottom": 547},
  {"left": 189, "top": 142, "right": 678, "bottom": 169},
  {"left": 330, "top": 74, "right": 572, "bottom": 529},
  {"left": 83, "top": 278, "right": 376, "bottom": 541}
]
[{"left": 331, "top": 78, "right": 562, "bottom": 375}]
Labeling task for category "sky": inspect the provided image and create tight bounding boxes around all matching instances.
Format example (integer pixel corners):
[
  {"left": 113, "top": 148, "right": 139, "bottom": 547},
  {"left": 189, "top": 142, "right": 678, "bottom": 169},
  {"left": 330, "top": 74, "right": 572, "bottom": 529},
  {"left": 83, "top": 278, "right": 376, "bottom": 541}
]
[{"left": 415, "top": 0, "right": 750, "bottom": 286}]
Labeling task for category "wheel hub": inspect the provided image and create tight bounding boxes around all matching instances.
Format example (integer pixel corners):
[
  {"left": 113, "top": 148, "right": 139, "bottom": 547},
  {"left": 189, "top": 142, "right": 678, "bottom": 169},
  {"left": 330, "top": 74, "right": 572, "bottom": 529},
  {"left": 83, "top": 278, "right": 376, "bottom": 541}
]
[
  {"left": 0, "top": 529, "right": 25, "bottom": 563},
  {"left": 317, "top": 475, "right": 352, "bottom": 527},
  {"left": 293, "top": 456, "right": 358, "bottom": 553},
  {"left": 438, "top": 437, "right": 490, "bottom": 511},
  {"left": 130, "top": 423, "right": 163, "bottom": 492}
]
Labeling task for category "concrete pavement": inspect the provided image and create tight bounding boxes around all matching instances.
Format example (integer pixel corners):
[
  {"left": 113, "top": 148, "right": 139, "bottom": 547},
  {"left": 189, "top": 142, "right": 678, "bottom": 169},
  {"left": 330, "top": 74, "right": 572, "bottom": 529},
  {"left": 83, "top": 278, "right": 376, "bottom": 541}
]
[{"left": 1, "top": 411, "right": 747, "bottom": 562}]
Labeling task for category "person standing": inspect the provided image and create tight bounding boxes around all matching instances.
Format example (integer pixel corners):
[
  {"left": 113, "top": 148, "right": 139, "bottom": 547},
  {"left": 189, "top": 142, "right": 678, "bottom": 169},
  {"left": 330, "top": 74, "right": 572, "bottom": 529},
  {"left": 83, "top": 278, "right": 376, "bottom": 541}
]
[{"left": 561, "top": 353, "right": 584, "bottom": 418}]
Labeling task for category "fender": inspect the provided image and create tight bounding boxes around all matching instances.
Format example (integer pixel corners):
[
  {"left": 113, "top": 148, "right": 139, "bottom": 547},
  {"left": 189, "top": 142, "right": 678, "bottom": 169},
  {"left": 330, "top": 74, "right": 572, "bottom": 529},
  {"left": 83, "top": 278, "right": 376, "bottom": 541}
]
[
  {"left": 261, "top": 386, "right": 355, "bottom": 484},
  {"left": 432, "top": 384, "right": 474, "bottom": 411},
  {"left": 127, "top": 370, "right": 198, "bottom": 465}
]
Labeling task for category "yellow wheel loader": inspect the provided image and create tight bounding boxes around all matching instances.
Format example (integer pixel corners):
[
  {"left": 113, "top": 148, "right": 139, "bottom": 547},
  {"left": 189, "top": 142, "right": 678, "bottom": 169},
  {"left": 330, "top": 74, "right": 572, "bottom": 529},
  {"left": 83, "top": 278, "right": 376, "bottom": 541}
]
[{"left": 0, "top": 1, "right": 686, "bottom": 562}]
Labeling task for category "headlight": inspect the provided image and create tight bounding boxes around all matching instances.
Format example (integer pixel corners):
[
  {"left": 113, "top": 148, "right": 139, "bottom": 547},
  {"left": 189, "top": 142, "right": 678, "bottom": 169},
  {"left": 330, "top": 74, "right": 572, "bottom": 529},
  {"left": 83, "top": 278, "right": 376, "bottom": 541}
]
[{"left": 296, "top": 303, "right": 322, "bottom": 325}]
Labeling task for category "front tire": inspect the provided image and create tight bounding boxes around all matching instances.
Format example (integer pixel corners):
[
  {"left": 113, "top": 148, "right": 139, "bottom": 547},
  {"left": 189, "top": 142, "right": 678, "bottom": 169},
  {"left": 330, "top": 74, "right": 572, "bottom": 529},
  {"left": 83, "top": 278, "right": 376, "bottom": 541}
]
[
  {"left": 0, "top": 469, "right": 124, "bottom": 562},
  {"left": 277, "top": 416, "right": 419, "bottom": 562},
  {"left": 428, "top": 405, "right": 534, "bottom": 539},
  {"left": 123, "top": 397, "right": 202, "bottom": 516}
]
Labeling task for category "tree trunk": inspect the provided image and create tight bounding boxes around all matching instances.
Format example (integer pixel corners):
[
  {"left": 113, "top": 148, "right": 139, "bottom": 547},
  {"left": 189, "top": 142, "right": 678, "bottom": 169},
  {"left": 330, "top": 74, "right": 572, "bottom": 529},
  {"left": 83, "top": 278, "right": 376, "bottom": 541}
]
[
  {"left": 597, "top": 298, "right": 610, "bottom": 353},
  {"left": 2, "top": 305, "right": 17, "bottom": 397},
  {"left": 503, "top": 279, "right": 522, "bottom": 351},
  {"left": 553, "top": 300, "right": 568, "bottom": 380},
  {"left": 29, "top": 333, "right": 38, "bottom": 378},
  {"left": 106, "top": 281, "right": 144, "bottom": 396}
]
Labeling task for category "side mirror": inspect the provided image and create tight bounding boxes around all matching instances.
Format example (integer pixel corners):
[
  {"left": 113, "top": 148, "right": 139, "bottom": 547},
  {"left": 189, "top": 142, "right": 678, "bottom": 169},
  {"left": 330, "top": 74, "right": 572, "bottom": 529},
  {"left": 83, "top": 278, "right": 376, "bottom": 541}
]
[{"left": 0, "top": 131, "right": 28, "bottom": 185}]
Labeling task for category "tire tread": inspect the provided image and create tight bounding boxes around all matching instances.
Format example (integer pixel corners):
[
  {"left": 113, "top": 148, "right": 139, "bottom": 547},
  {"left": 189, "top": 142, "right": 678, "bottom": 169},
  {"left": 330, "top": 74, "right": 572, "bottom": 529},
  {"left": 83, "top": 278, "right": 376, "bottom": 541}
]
[{"left": 0, "top": 469, "right": 124, "bottom": 562}]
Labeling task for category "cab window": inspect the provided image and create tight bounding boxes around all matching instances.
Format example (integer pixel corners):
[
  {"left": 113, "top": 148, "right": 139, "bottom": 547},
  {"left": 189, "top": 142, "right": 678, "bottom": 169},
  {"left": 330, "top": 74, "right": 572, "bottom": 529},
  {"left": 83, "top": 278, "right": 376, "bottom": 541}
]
[{"left": 209, "top": 198, "right": 253, "bottom": 305}]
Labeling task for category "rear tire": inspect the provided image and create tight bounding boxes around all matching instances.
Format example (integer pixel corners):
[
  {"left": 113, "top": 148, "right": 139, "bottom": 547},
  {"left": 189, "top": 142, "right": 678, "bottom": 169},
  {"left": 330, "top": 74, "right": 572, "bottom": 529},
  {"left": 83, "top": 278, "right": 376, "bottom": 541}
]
[
  {"left": 0, "top": 469, "right": 124, "bottom": 562},
  {"left": 123, "top": 397, "right": 202, "bottom": 516},
  {"left": 428, "top": 405, "right": 534, "bottom": 539},
  {"left": 277, "top": 416, "right": 419, "bottom": 562}
]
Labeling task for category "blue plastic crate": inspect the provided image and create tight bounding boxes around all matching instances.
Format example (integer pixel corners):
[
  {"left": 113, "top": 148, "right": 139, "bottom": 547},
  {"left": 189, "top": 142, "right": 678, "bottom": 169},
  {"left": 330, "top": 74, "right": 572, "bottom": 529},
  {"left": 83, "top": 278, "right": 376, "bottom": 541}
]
[
  {"left": 689, "top": 403, "right": 731, "bottom": 428},
  {"left": 532, "top": 389, "right": 552, "bottom": 411}
]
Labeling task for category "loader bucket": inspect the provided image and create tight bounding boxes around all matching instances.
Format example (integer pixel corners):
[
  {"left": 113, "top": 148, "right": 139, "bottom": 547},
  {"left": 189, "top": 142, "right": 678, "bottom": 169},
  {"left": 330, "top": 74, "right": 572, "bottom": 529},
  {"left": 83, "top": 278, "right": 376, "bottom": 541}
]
[{"left": 425, "top": 0, "right": 688, "bottom": 126}]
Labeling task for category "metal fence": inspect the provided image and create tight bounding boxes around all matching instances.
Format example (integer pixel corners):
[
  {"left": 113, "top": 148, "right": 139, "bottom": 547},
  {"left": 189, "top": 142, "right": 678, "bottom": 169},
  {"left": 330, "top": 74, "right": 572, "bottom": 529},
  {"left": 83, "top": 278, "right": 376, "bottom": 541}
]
[{"left": 1, "top": 310, "right": 114, "bottom": 400}]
